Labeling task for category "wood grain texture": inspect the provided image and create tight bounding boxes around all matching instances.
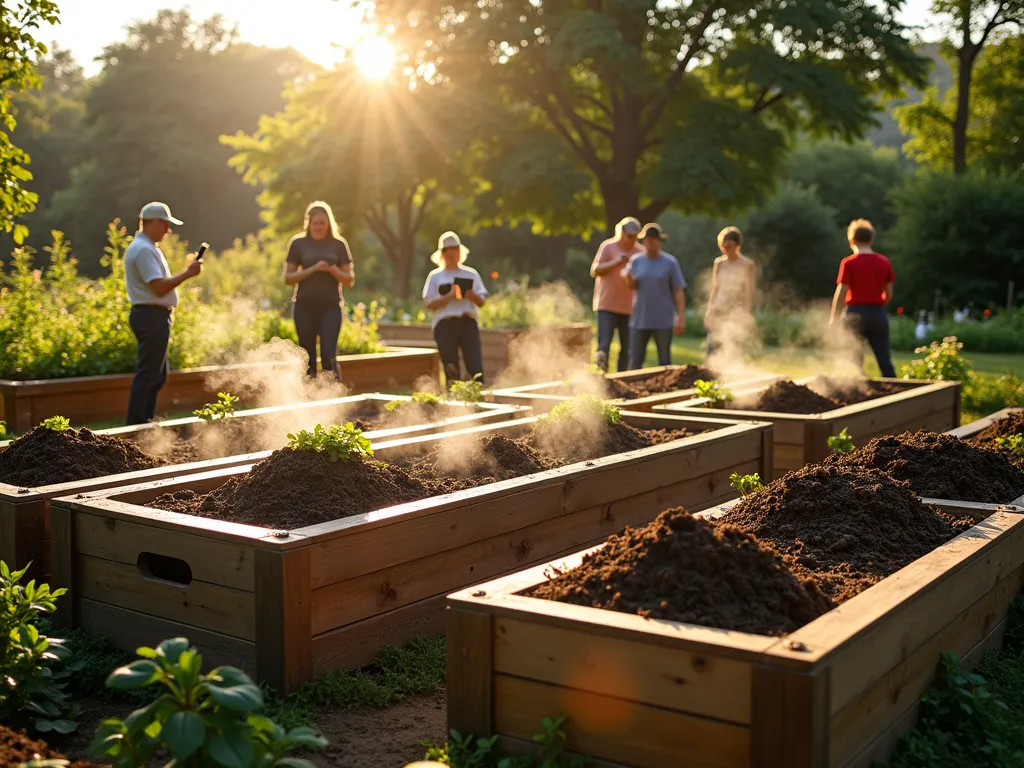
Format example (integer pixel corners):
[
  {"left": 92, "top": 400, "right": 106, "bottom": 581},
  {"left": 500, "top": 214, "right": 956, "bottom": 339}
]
[
  {"left": 49, "top": 504, "right": 74, "bottom": 628},
  {"left": 255, "top": 548, "right": 312, "bottom": 693},
  {"left": 750, "top": 666, "right": 828, "bottom": 768},
  {"left": 446, "top": 606, "right": 494, "bottom": 740}
]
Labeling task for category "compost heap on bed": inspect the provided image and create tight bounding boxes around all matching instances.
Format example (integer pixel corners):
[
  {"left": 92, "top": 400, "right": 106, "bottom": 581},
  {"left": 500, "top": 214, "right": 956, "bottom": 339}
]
[
  {"left": 720, "top": 464, "right": 973, "bottom": 603},
  {"left": 733, "top": 377, "right": 905, "bottom": 414},
  {"left": 0, "top": 426, "right": 163, "bottom": 487},
  {"left": 0, "top": 725, "right": 102, "bottom": 768},
  {"left": 150, "top": 409, "right": 692, "bottom": 529},
  {"left": 568, "top": 364, "right": 716, "bottom": 400},
  {"left": 531, "top": 507, "right": 831, "bottom": 636},
  {"left": 971, "top": 411, "right": 1024, "bottom": 445},
  {"left": 827, "top": 431, "right": 1024, "bottom": 503}
]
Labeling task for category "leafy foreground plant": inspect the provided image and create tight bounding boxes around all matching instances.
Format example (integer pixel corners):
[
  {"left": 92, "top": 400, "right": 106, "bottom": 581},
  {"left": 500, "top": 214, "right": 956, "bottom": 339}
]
[
  {"left": 90, "top": 637, "right": 326, "bottom": 768},
  {"left": 385, "top": 391, "right": 444, "bottom": 413},
  {"left": 0, "top": 562, "right": 80, "bottom": 735},
  {"left": 827, "top": 427, "right": 855, "bottom": 454},
  {"left": 729, "top": 472, "right": 764, "bottom": 496},
  {"left": 544, "top": 394, "right": 622, "bottom": 426},
  {"left": 422, "top": 716, "right": 586, "bottom": 768},
  {"left": 194, "top": 392, "right": 240, "bottom": 422},
  {"left": 449, "top": 374, "right": 485, "bottom": 403},
  {"left": 995, "top": 434, "right": 1024, "bottom": 457},
  {"left": 286, "top": 423, "right": 372, "bottom": 462},
  {"left": 694, "top": 379, "right": 733, "bottom": 408},
  {"left": 40, "top": 416, "right": 71, "bottom": 433}
]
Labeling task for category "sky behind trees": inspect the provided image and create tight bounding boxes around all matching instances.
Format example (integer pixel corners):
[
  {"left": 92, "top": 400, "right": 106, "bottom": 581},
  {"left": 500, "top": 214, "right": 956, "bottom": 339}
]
[{"left": 47, "top": 0, "right": 938, "bottom": 73}]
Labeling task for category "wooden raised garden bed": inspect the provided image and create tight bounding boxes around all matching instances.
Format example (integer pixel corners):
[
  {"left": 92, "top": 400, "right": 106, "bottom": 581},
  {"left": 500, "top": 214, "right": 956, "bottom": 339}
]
[
  {"left": 446, "top": 497, "right": 1024, "bottom": 768},
  {"left": 0, "top": 394, "right": 525, "bottom": 582},
  {"left": 947, "top": 407, "right": 1023, "bottom": 441},
  {"left": 0, "top": 346, "right": 440, "bottom": 432},
  {"left": 489, "top": 366, "right": 782, "bottom": 414},
  {"left": 48, "top": 411, "right": 773, "bottom": 692},
  {"left": 654, "top": 377, "right": 961, "bottom": 477},
  {"left": 377, "top": 321, "right": 593, "bottom": 384}
]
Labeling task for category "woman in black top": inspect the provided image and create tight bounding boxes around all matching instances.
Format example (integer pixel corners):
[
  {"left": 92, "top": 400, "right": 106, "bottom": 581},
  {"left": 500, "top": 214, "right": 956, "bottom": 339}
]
[{"left": 284, "top": 201, "right": 355, "bottom": 380}]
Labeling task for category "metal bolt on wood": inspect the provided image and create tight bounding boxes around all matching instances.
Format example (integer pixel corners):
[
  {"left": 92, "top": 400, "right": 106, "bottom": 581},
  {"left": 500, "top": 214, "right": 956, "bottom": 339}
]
[
  {"left": 785, "top": 640, "right": 809, "bottom": 652},
  {"left": 472, "top": 590, "right": 487, "bottom": 597},
  {"left": 272, "top": 530, "right": 290, "bottom": 539}
]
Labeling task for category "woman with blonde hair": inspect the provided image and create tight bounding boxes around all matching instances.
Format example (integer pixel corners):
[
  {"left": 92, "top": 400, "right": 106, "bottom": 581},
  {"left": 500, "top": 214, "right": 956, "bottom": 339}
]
[
  {"left": 422, "top": 231, "right": 489, "bottom": 384},
  {"left": 284, "top": 201, "right": 355, "bottom": 380}
]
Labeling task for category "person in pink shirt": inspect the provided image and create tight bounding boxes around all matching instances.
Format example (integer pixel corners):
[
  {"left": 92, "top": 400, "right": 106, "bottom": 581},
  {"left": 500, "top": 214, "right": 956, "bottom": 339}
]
[{"left": 590, "top": 217, "right": 643, "bottom": 372}]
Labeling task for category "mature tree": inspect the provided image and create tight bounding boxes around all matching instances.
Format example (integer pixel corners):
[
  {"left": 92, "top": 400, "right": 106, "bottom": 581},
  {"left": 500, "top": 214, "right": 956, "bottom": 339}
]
[
  {"left": 226, "top": 65, "right": 471, "bottom": 299},
  {"left": 376, "top": 0, "right": 928, "bottom": 232},
  {"left": 899, "top": 32, "right": 1024, "bottom": 174},
  {"left": 902, "top": 1, "right": 1023, "bottom": 174},
  {"left": 47, "top": 9, "right": 309, "bottom": 270},
  {"left": 0, "top": 0, "right": 60, "bottom": 243},
  {"left": 8, "top": 46, "right": 86, "bottom": 250},
  {"left": 784, "top": 141, "right": 907, "bottom": 237}
]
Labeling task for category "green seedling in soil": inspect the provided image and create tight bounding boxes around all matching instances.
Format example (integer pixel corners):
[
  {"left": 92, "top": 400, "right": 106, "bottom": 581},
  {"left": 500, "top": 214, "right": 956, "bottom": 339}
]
[
  {"left": 192, "top": 391, "right": 239, "bottom": 422},
  {"left": 729, "top": 472, "right": 764, "bottom": 496},
  {"left": 40, "top": 416, "right": 71, "bottom": 433},
  {"left": 827, "top": 427, "right": 855, "bottom": 454},
  {"left": 287, "top": 423, "right": 373, "bottom": 462},
  {"left": 544, "top": 394, "right": 621, "bottom": 426},
  {"left": 385, "top": 391, "right": 444, "bottom": 413},
  {"left": 995, "top": 433, "right": 1024, "bottom": 456},
  {"left": 423, "top": 715, "right": 586, "bottom": 767},
  {"left": 694, "top": 379, "right": 734, "bottom": 408},
  {"left": 90, "top": 637, "right": 326, "bottom": 768},
  {"left": 448, "top": 374, "right": 485, "bottom": 403},
  {"left": 0, "top": 561, "right": 81, "bottom": 735}
]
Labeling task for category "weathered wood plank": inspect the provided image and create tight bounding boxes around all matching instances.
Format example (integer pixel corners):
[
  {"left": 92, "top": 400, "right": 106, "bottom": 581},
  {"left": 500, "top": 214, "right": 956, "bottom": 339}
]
[
  {"left": 750, "top": 666, "right": 828, "bottom": 768},
  {"left": 447, "top": 606, "right": 494, "bottom": 741},
  {"left": 493, "top": 615, "right": 753, "bottom": 724},
  {"left": 255, "top": 548, "right": 311, "bottom": 693},
  {"left": 77, "top": 555, "right": 256, "bottom": 640},
  {"left": 494, "top": 674, "right": 749, "bottom": 768},
  {"left": 0, "top": 498, "right": 46, "bottom": 582},
  {"left": 49, "top": 504, "right": 74, "bottom": 628}
]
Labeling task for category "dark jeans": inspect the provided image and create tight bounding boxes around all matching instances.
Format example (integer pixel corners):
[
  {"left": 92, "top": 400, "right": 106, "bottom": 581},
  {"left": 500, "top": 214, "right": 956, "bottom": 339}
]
[
  {"left": 845, "top": 304, "right": 896, "bottom": 378},
  {"left": 126, "top": 305, "right": 172, "bottom": 425},
  {"left": 629, "top": 328, "right": 673, "bottom": 370},
  {"left": 596, "top": 310, "right": 631, "bottom": 373},
  {"left": 434, "top": 316, "right": 485, "bottom": 384},
  {"left": 294, "top": 300, "right": 342, "bottom": 379}
]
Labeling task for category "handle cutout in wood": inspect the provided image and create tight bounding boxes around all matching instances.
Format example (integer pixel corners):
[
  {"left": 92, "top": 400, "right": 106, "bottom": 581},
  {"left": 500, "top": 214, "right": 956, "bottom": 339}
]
[{"left": 137, "top": 552, "right": 193, "bottom": 587}]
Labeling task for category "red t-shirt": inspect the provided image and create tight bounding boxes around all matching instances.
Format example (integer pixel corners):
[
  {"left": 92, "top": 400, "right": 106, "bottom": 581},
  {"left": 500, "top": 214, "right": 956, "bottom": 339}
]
[{"left": 837, "top": 251, "right": 895, "bottom": 306}]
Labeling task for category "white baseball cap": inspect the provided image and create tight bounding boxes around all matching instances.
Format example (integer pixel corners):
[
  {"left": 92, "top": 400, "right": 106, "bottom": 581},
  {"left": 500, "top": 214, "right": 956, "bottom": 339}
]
[{"left": 140, "top": 201, "right": 183, "bottom": 226}]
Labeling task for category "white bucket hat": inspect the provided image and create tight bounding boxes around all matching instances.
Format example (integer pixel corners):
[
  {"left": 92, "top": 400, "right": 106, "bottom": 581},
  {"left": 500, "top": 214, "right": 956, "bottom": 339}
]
[{"left": 430, "top": 231, "right": 470, "bottom": 265}]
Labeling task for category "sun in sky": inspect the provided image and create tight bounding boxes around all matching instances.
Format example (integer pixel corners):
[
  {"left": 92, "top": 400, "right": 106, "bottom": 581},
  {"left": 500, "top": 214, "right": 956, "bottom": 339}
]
[{"left": 353, "top": 36, "right": 395, "bottom": 80}]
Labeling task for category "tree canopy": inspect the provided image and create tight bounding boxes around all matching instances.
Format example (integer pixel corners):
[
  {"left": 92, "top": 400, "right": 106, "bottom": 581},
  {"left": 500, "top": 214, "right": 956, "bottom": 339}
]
[
  {"left": 44, "top": 9, "right": 310, "bottom": 269},
  {"left": 375, "top": 0, "right": 929, "bottom": 232},
  {"left": 0, "top": 0, "right": 60, "bottom": 243}
]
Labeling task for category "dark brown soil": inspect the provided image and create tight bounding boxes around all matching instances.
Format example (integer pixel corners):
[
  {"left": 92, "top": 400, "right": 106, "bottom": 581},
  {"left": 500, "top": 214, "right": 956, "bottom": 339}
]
[
  {"left": 0, "top": 725, "right": 106, "bottom": 768},
  {"left": 152, "top": 421, "right": 693, "bottom": 530},
  {"left": 720, "top": 464, "right": 972, "bottom": 603},
  {"left": 565, "top": 365, "right": 717, "bottom": 400},
  {"left": 972, "top": 411, "right": 1024, "bottom": 445},
  {"left": 531, "top": 508, "right": 832, "bottom": 636},
  {"left": 809, "top": 376, "right": 907, "bottom": 405},
  {"left": 828, "top": 431, "right": 1024, "bottom": 503},
  {"left": 734, "top": 380, "right": 840, "bottom": 414},
  {"left": 0, "top": 427, "right": 164, "bottom": 487}
]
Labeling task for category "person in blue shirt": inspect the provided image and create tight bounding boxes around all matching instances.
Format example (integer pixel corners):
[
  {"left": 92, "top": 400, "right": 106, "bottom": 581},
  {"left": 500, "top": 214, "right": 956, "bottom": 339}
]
[{"left": 623, "top": 223, "right": 687, "bottom": 369}]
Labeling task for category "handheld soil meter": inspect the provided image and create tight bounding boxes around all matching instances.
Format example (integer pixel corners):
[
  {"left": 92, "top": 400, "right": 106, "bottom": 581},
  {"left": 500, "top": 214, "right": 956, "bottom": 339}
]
[{"left": 195, "top": 242, "right": 209, "bottom": 262}]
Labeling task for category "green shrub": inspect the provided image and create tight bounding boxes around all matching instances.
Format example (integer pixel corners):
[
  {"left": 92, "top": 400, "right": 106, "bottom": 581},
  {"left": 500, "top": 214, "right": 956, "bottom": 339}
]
[
  {"left": 900, "top": 337, "right": 974, "bottom": 382},
  {"left": 448, "top": 374, "right": 485, "bottom": 403},
  {"left": 544, "top": 394, "right": 622, "bottom": 426},
  {"left": 0, "top": 562, "right": 80, "bottom": 735},
  {"left": 729, "top": 472, "right": 764, "bottom": 496},
  {"left": 827, "top": 428, "right": 855, "bottom": 454},
  {"left": 193, "top": 392, "right": 239, "bottom": 422},
  {"left": 89, "top": 637, "right": 326, "bottom": 768},
  {"left": 477, "top": 279, "right": 586, "bottom": 329},
  {"left": 384, "top": 392, "right": 443, "bottom": 413},
  {"left": 286, "top": 423, "right": 373, "bottom": 462},
  {"left": 694, "top": 379, "right": 733, "bottom": 407},
  {"left": 891, "top": 314, "right": 1024, "bottom": 355}
]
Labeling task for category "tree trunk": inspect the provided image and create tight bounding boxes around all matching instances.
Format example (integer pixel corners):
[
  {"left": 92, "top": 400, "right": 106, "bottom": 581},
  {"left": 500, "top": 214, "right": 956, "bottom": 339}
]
[
  {"left": 953, "top": 44, "right": 975, "bottom": 175},
  {"left": 393, "top": 234, "right": 416, "bottom": 301}
]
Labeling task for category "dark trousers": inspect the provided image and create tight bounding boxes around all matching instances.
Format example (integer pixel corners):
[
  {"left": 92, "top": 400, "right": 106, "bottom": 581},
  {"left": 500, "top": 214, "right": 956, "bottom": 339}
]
[
  {"left": 596, "top": 310, "right": 631, "bottom": 373},
  {"left": 294, "top": 300, "right": 343, "bottom": 379},
  {"left": 845, "top": 304, "right": 896, "bottom": 378},
  {"left": 629, "top": 328, "right": 673, "bottom": 370},
  {"left": 126, "top": 305, "right": 172, "bottom": 425},
  {"left": 434, "top": 316, "right": 485, "bottom": 384}
]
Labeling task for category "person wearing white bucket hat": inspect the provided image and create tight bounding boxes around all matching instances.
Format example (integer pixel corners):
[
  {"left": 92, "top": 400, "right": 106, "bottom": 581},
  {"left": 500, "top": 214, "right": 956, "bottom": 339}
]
[
  {"left": 124, "top": 201, "right": 203, "bottom": 424},
  {"left": 422, "top": 231, "right": 489, "bottom": 384}
]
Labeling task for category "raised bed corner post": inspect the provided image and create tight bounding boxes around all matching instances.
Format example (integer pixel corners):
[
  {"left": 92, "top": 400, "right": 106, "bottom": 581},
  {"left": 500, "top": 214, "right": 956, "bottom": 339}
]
[
  {"left": 751, "top": 666, "right": 829, "bottom": 768},
  {"left": 760, "top": 427, "right": 775, "bottom": 485},
  {"left": 446, "top": 603, "right": 494, "bottom": 741},
  {"left": 254, "top": 547, "right": 313, "bottom": 695},
  {"left": 0, "top": 498, "right": 47, "bottom": 583},
  {"left": 49, "top": 503, "right": 75, "bottom": 629}
]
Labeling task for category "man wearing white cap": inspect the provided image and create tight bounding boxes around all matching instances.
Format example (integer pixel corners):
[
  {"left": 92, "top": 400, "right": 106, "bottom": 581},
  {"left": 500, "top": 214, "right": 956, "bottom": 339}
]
[{"left": 124, "top": 202, "right": 203, "bottom": 424}]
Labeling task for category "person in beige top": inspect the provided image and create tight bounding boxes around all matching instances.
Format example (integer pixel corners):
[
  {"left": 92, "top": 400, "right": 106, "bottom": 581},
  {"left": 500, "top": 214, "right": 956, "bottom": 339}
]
[
  {"left": 590, "top": 217, "right": 643, "bottom": 372},
  {"left": 704, "top": 226, "right": 755, "bottom": 359}
]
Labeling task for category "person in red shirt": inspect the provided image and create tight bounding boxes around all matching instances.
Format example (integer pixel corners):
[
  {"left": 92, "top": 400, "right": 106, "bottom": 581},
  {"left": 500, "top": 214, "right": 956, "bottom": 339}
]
[{"left": 828, "top": 219, "right": 896, "bottom": 377}]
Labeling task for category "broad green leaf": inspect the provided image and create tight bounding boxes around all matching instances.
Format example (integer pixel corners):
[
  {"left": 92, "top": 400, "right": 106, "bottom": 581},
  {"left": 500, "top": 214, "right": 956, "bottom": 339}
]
[
  {"left": 156, "top": 637, "right": 191, "bottom": 665},
  {"left": 107, "top": 659, "right": 160, "bottom": 689},
  {"left": 207, "top": 725, "right": 254, "bottom": 768},
  {"left": 164, "top": 711, "right": 206, "bottom": 760},
  {"left": 286, "top": 727, "right": 328, "bottom": 749},
  {"left": 207, "top": 682, "right": 263, "bottom": 712}
]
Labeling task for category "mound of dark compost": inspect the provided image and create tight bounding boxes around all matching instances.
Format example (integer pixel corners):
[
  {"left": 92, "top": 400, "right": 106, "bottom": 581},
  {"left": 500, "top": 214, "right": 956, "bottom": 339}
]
[
  {"left": 809, "top": 376, "right": 906, "bottom": 405},
  {"left": 0, "top": 725, "right": 103, "bottom": 768},
  {"left": 735, "top": 380, "right": 840, "bottom": 414},
  {"left": 531, "top": 507, "right": 831, "bottom": 636},
  {"left": 0, "top": 426, "right": 164, "bottom": 487},
  {"left": 720, "top": 464, "right": 972, "bottom": 603},
  {"left": 565, "top": 365, "right": 716, "bottom": 400},
  {"left": 972, "top": 411, "right": 1024, "bottom": 445},
  {"left": 828, "top": 431, "right": 1024, "bottom": 503}
]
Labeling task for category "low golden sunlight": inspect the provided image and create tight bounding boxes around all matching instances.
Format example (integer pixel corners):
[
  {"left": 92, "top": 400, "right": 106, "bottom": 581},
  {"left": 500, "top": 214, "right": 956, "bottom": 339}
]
[{"left": 353, "top": 37, "right": 395, "bottom": 80}]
